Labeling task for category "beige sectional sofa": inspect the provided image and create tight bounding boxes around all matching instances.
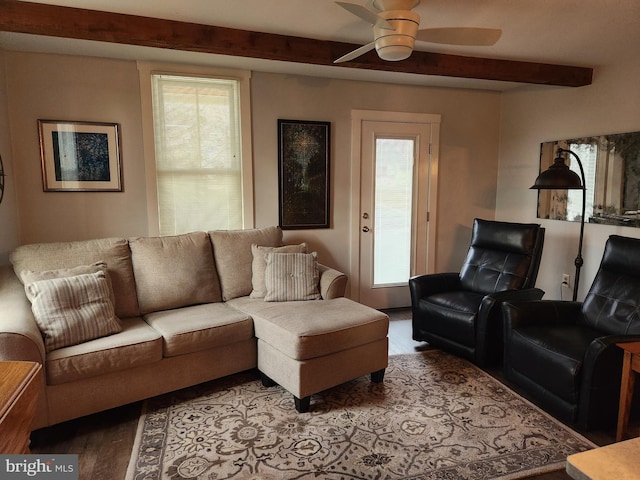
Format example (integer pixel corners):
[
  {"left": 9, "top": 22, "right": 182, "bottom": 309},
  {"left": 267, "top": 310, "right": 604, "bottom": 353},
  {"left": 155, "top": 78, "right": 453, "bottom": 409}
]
[{"left": 0, "top": 226, "right": 384, "bottom": 429}]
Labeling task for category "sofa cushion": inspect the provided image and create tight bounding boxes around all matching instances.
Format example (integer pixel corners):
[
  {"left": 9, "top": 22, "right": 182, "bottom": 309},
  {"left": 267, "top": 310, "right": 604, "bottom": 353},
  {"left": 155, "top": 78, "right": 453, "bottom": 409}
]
[
  {"left": 130, "top": 232, "right": 221, "bottom": 315},
  {"left": 264, "top": 252, "right": 320, "bottom": 302},
  {"left": 22, "top": 261, "right": 116, "bottom": 307},
  {"left": 210, "top": 226, "right": 283, "bottom": 301},
  {"left": 26, "top": 272, "right": 122, "bottom": 353},
  {"left": 10, "top": 237, "right": 139, "bottom": 318},
  {"left": 143, "top": 303, "right": 253, "bottom": 357},
  {"left": 250, "top": 243, "right": 307, "bottom": 298},
  {"left": 46, "top": 316, "right": 163, "bottom": 385},
  {"left": 228, "top": 297, "right": 389, "bottom": 361}
]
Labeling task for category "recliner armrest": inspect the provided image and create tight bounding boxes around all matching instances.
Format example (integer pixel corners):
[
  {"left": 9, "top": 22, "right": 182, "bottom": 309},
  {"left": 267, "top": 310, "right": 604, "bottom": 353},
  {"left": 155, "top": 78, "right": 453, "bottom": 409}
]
[
  {"left": 480, "top": 288, "right": 545, "bottom": 315},
  {"left": 583, "top": 334, "right": 640, "bottom": 374},
  {"left": 478, "top": 288, "right": 545, "bottom": 335},
  {"left": 502, "top": 299, "right": 583, "bottom": 329},
  {"left": 577, "top": 334, "right": 640, "bottom": 429},
  {"left": 474, "top": 288, "right": 545, "bottom": 366},
  {"left": 409, "top": 273, "right": 461, "bottom": 300}
]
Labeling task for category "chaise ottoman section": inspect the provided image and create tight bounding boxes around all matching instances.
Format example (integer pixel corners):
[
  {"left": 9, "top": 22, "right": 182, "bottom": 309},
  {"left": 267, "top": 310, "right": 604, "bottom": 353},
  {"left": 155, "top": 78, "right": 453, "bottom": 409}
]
[{"left": 228, "top": 297, "right": 389, "bottom": 412}]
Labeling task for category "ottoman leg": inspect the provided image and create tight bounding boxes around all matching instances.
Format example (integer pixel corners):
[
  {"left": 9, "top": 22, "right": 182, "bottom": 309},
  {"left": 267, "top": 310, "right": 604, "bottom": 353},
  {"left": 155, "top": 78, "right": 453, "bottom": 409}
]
[
  {"left": 260, "top": 371, "right": 277, "bottom": 387},
  {"left": 371, "top": 368, "right": 385, "bottom": 383},
  {"left": 294, "top": 396, "right": 310, "bottom": 413}
]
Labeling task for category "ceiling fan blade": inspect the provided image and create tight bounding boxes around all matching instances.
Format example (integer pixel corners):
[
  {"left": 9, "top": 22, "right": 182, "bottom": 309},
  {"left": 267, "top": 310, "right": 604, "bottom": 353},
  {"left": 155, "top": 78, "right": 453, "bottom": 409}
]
[
  {"left": 334, "top": 42, "right": 377, "bottom": 63},
  {"left": 415, "top": 27, "right": 502, "bottom": 46},
  {"left": 336, "top": 1, "right": 394, "bottom": 29}
]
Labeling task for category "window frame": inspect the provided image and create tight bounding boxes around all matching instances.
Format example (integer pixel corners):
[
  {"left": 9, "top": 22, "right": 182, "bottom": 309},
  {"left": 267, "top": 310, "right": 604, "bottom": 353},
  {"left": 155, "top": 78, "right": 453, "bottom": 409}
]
[{"left": 137, "top": 62, "right": 254, "bottom": 235}]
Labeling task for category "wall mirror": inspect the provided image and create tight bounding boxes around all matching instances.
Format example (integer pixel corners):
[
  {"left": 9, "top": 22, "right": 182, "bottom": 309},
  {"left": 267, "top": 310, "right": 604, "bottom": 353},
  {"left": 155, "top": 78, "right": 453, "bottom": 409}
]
[{"left": 537, "top": 131, "right": 640, "bottom": 227}]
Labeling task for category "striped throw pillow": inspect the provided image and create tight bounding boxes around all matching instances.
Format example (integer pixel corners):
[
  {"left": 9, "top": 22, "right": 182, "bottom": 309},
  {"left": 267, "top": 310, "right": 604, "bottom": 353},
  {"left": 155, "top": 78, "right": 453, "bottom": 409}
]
[
  {"left": 250, "top": 243, "right": 308, "bottom": 298},
  {"left": 26, "top": 271, "right": 122, "bottom": 352},
  {"left": 21, "top": 261, "right": 116, "bottom": 307},
  {"left": 264, "top": 252, "right": 321, "bottom": 302}
]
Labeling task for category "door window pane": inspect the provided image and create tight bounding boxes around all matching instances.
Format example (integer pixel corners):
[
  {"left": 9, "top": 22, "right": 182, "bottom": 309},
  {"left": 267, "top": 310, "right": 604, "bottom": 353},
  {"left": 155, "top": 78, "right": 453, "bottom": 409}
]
[{"left": 374, "top": 138, "right": 414, "bottom": 285}]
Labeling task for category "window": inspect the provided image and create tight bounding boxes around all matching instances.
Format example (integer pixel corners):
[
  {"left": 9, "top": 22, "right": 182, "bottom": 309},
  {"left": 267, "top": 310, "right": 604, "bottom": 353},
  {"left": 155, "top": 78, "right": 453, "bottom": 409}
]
[{"left": 138, "top": 64, "right": 253, "bottom": 236}]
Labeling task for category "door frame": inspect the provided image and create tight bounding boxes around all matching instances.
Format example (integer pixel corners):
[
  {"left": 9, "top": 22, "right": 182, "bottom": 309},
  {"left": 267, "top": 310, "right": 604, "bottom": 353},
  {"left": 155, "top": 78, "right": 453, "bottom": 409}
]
[{"left": 349, "top": 109, "right": 441, "bottom": 303}]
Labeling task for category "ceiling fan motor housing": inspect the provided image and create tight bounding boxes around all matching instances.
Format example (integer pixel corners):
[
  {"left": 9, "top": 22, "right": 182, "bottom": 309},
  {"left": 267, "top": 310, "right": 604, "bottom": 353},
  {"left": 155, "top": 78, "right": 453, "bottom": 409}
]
[{"left": 373, "top": 10, "right": 420, "bottom": 61}]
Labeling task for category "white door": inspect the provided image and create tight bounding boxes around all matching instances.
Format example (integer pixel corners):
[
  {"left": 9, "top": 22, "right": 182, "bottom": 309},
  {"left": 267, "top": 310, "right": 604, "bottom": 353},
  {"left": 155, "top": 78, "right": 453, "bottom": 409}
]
[{"left": 351, "top": 112, "right": 440, "bottom": 309}]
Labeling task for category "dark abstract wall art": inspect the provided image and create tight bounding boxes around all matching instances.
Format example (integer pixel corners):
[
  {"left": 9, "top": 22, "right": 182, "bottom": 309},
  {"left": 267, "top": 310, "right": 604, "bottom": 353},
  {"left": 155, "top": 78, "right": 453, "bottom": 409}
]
[{"left": 277, "top": 119, "right": 330, "bottom": 229}]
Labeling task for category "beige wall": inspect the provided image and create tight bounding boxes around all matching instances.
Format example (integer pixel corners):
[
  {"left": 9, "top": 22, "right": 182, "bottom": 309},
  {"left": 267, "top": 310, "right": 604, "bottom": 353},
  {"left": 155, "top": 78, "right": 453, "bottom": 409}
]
[
  {"left": 496, "top": 62, "right": 640, "bottom": 300},
  {"left": 5, "top": 52, "right": 149, "bottom": 247},
  {"left": 0, "top": 50, "right": 502, "bottom": 287},
  {"left": 251, "top": 72, "right": 502, "bottom": 277}
]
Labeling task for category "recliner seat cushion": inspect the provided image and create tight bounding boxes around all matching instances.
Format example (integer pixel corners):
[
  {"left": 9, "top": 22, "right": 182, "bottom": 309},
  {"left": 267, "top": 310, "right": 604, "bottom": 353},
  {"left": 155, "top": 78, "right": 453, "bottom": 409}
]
[
  {"left": 418, "top": 291, "right": 484, "bottom": 347},
  {"left": 508, "top": 323, "right": 601, "bottom": 404}
]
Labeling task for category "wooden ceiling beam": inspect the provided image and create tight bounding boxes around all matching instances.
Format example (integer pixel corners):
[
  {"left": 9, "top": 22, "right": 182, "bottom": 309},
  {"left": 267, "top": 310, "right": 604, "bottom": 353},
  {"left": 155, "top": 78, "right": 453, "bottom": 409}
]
[{"left": 0, "top": 0, "right": 593, "bottom": 87}]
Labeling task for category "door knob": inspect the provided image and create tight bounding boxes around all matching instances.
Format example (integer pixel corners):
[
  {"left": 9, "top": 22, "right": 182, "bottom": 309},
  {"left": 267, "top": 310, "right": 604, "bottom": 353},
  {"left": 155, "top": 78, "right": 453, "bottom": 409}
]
[
  {"left": 362, "top": 226, "right": 370, "bottom": 233},
  {"left": 362, "top": 213, "right": 369, "bottom": 219}
]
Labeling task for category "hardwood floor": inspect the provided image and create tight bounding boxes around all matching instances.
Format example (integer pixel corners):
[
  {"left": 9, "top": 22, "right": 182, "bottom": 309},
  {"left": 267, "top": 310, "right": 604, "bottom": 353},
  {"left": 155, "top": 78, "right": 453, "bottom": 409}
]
[{"left": 30, "top": 308, "right": 615, "bottom": 480}]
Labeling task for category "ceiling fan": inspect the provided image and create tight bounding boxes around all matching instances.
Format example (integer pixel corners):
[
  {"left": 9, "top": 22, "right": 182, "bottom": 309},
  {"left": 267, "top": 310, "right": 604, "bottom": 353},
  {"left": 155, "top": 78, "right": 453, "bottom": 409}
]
[{"left": 335, "top": 0, "right": 502, "bottom": 63}]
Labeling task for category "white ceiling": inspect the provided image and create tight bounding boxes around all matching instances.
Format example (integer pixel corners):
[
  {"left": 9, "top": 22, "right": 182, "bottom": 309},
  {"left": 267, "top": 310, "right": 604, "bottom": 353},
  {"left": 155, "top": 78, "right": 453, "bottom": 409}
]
[{"left": 1, "top": 0, "right": 639, "bottom": 91}]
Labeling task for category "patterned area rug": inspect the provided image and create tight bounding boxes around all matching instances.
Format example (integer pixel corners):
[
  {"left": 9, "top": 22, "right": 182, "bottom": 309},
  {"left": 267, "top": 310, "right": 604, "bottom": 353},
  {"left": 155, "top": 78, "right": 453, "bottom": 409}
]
[{"left": 126, "top": 351, "right": 595, "bottom": 480}]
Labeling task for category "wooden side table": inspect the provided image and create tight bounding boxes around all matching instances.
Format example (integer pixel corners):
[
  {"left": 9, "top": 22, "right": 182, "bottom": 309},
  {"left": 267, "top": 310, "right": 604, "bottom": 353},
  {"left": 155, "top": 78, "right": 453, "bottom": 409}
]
[
  {"left": 616, "top": 341, "right": 640, "bottom": 442},
  {"left": 0, "top": 361, "right": 42, "bottom": 453},
  {"left": 566, "top": 437, "right": 640, "bottom": 480}
]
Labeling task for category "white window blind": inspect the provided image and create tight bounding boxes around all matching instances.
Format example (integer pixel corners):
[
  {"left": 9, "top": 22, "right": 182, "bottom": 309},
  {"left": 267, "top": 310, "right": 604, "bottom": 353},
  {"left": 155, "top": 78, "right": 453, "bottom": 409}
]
[{"left": 151, "top": 74, "right": 244, "bottom": 236}]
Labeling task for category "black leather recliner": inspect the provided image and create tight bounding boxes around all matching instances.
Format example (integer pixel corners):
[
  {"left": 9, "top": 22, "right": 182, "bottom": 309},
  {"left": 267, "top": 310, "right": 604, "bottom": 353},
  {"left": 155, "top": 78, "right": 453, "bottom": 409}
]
[
  {"left": 409, "top": 218, "right": 545, "bottom": 366},
  {"left": 502, "top": 235, "right": 640, "bottom": 430}
]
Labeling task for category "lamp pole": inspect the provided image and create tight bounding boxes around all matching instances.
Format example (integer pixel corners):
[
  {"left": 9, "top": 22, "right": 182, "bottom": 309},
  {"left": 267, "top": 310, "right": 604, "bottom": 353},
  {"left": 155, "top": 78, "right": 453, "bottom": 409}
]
[{"left": 558, "top": 148, "right": 586, "bottom": 301}]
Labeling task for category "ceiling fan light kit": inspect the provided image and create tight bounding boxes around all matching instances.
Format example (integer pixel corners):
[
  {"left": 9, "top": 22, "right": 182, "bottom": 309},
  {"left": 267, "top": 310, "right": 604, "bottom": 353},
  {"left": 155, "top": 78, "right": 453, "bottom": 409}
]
[
  {"left": 335, "top": 0, "right": 502, "bottom": 63},
  {"left": 373, "top": 10, "right": 420, "bottom": 61},
  {"left": 373, "top": 0, "right": 419, "bottom": 10}
]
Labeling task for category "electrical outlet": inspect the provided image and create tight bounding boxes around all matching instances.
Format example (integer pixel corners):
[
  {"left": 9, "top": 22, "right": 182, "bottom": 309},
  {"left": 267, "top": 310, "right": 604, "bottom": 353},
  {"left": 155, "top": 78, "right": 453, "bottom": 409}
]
[{"left": 562, "top": 274, "right": 571, "bottom": 288}]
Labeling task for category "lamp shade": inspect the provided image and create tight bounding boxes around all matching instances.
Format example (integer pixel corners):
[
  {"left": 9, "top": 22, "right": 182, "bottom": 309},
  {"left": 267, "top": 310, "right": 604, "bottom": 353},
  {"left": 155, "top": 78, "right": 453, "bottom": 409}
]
[{"left": 530, "top": 154, "right": 584, "bottom": 190}]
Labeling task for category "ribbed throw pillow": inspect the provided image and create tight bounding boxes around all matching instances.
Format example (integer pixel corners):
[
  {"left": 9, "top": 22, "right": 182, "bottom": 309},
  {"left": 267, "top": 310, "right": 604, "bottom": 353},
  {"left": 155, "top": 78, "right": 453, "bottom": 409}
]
[
  {"left": 25, "top": 271, "right": 122, "bottom": 352},
  {"left": 21, "top": 261, "right": 116, "bottom": 308},
  {"left": 264, "top": 252, "right": 320, "bottom": 302},
  {"left": 250, "top": 243, "right": 307, "bottom": 298}
]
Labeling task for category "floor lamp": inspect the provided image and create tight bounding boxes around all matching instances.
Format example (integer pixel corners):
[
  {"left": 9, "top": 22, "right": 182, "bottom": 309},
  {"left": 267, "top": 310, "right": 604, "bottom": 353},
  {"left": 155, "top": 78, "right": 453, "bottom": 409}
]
[{"left": 531, "top": 147, "right": 586, "bottom": 301}]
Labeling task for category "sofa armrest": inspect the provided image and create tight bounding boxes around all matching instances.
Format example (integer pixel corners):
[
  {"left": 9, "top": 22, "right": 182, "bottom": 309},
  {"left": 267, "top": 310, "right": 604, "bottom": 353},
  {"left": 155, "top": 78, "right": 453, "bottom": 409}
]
[
  {"left": 0, "top": 266, "right": 46, "bottom": 364},
  {"left": 318, "top": 264, "right": 347, "bottom": 299}
]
